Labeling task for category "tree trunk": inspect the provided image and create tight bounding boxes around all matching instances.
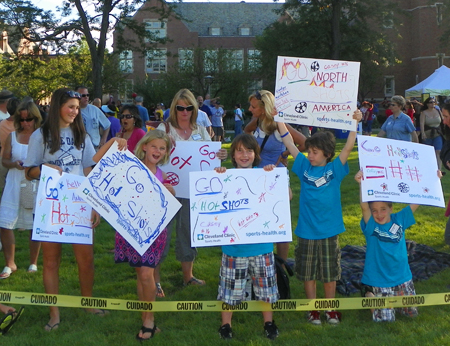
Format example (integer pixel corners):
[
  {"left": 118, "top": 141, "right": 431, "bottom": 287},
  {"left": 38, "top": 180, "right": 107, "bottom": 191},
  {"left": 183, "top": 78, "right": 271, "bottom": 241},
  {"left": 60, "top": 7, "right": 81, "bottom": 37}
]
[{"left": 331, "top": 0, "right": 342, "bottom": 60}]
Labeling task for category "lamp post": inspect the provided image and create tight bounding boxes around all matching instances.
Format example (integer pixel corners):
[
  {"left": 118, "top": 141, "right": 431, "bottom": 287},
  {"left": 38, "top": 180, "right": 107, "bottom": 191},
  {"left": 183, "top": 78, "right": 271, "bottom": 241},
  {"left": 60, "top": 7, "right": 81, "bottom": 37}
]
[{"left": 204, "top": 75, "right": 214, "bottom": 96}]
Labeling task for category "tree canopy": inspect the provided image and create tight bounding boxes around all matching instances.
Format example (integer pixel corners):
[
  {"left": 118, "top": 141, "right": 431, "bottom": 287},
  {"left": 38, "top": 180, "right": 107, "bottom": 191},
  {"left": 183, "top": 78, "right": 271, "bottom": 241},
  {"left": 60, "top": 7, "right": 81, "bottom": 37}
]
[
  {"left": 0, "top": 0, "right": 176, "bottom": 98},
  {"left": 256, "top": 0, "right": 401, "bottom": 99}
]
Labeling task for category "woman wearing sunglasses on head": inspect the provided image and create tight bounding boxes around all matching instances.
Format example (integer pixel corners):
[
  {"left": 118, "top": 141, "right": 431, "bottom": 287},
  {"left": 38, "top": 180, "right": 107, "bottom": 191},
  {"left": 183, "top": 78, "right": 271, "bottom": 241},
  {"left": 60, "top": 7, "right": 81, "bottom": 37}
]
[
  {"left": 157, "top": 89, "right": 227, "bottom": 287},
  {"left": 0, "top": 101, "right": 42, "bottom": 280},
  {"left": 23, "top": 88, "right": 103, "bottom": 332},
  {"left": 116, "top": 104, "right": 146, "bottom": 153},
  {"left": 377, "top": 95, "right": 418, "bottom": 142}
]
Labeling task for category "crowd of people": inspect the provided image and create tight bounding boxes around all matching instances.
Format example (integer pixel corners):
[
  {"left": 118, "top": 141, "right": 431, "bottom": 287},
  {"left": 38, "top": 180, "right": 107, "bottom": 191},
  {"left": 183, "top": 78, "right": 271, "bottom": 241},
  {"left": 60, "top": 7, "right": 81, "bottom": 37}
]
[{"left": 0, "top": 87, "right": 448, "bottom": 341}]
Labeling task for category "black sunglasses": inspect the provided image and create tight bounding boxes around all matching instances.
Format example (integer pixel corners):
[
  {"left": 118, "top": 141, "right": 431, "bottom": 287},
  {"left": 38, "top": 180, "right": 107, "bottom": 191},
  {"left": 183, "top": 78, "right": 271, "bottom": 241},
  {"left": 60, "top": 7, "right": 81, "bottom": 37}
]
[
  {"left": 20, "top": 118, "right": 34, "bottom": 122},
  {"left": 119, "top": 113, "right": 134, "bottom": 119},
  {"left": 176, "top": 105, "right": 194, "bottom": 112},
  {"left": 80, "top": 94, "right": 90, "bottom": 98},
  {"left": 255, "top": 90, "right": 265, "bottom": 103},
  {"left": 66, "top": 91, "right": 81, "bottom": 99}
]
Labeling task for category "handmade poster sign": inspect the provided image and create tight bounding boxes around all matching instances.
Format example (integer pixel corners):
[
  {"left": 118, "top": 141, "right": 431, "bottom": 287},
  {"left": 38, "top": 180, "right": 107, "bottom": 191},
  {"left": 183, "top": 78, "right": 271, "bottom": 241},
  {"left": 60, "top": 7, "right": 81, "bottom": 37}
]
[
  {"left": 189, "top": 167, "right": 292, "bottom": 247},
  {"left": 32, "top": 165, "right": 93, "bottom": 244},
  {"left": 357, "top": 135, "right": 444, "bottom": 207},
  {"left": 161, "top": 141, "right": 222, "bottom": 199},
  {"left": 274, "top": 56, "right": 360, "bottom": 131},
  {"left": 77, "top": 142, "right": 181, "bottom": 255}
]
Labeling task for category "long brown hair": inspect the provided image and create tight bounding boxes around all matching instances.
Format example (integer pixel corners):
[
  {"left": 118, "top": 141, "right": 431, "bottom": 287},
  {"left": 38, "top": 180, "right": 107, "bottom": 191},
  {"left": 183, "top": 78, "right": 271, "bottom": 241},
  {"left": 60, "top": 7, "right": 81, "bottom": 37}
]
[{"left": 42, "top": 88, "right": 86, "bottom": 154}]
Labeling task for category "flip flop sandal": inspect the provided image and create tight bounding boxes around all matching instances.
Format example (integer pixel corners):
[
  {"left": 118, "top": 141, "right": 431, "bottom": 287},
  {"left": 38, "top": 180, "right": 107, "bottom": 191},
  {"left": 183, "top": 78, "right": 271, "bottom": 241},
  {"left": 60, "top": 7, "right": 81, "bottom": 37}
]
[
  {"left": 136, "top": 324, "right": 160, "bottom": 341},
  {"left": 155, "top": 283, "right": 165, "bottom": 298},
  {"left": 0, "top": 267, "right": 15, "bottom": 280},
  {"left": 0, "top": 312, "right": 13, "bottom": 335},
  {"left": 183, "top": 277, "right": 205, "bottom": 286},
  {"left": 27, "top": 265, "right": 38, "bottom": 273},
  {"left": 2, "top": 306, "right": 24, "bottom": 335}
]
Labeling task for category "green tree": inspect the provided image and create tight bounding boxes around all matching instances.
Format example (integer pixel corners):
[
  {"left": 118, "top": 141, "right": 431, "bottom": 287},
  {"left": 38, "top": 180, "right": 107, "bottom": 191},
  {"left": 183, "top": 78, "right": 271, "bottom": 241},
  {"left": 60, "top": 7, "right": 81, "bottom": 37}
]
[
  {"left": 256, "top": 0, "right": 401, "bottom": 99},
  {"left": 0, "top": 0, "right": 176, "bottom": 98}
]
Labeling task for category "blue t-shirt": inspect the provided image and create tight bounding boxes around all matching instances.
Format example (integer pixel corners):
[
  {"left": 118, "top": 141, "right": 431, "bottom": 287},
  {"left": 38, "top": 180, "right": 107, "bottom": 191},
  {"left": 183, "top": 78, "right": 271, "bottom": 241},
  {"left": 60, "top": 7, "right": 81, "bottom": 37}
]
[
  {"left": 254, "top": 127, "right": 286, "bottom": 168},
  {"left": 200, "top": 104, "right": 212, "bottom": 117},
  {"left": 361, "top": 206, "right": 415, "bottom": 287},
  {"left": 381, "top": 112, "right": 415, "bottom": 141},
  {"left": 292, "top": 153, "right": 349, "bottom": 239},
  {"left": 136, "top": 105, "right": 149, "bottom": 131}
]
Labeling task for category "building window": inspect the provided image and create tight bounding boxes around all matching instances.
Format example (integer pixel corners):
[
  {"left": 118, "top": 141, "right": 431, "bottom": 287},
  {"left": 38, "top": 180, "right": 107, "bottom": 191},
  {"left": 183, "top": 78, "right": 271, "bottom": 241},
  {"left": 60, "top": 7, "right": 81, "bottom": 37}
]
[
  {"left": 119, "top": 79, "right": 134, "bottom": 104},
  {"left": 239, "top": 27, "right": 250, "bottom": 36},
  {"left": 204, "top": 49, "right": 218, "bottom": 73},
  {"left": 178, "top": 49, "right": 194, "bottom": 70},
  {"left": 384, "top": 76, "right": 395, "bottom": 97},
  {"left": 210, "top": 27, "right": 221, "bottom": 36},
  {"left": 381, "top": 11, "right": 393, "bottom": 29},
  {"left": 230, "top": 49, "right": 243, "bottom": 69},
  {"left": 248, "top": 49, "right": 262, "bottom": 72},
  {"left": 145, "top": 20, "right": 166, "bottom": 42},
  {"left": 146, "top": 49, "right": 167, "bottom": 73},
  {"left": 248, "top": 79, "right": 263, "bottom": 95},
  {"left": 119, "top": 50, "right": 133, "bottom": 73}
]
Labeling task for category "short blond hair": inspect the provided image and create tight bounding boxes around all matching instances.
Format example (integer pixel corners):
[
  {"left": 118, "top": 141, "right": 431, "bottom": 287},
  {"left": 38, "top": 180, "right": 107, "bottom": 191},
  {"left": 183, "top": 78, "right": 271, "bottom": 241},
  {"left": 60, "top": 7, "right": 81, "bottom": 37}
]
[{"left": 134, "top": 129, "right": 172, "bottom": 165}]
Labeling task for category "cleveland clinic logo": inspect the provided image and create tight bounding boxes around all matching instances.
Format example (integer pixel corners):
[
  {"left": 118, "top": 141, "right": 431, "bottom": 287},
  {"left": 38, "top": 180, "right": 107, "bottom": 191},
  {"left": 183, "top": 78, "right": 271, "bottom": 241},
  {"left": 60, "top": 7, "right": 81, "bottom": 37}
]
[
  {"left": 367, "top": 190, "right": 374, "bottom": 196},
  {"left": 197, "top": 234, "right": 204, "bottom": 241},
  {"left": 83, "top": 188, "right": 90, "bottom": 195}
]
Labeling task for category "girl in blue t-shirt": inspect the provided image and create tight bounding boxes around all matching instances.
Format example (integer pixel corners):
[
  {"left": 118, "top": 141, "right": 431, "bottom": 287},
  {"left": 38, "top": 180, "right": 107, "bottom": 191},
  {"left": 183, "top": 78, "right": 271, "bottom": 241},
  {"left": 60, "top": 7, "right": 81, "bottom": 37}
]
[{"left": 215, "top": 133, "right": 280, "bottom": 340}]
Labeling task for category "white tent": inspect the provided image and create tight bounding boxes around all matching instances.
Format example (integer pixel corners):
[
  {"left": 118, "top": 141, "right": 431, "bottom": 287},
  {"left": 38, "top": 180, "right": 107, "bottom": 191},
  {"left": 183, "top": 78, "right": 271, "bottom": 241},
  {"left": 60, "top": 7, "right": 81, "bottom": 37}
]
[{"left": 405, "top": 65, "right": 450, "bottom": 98}]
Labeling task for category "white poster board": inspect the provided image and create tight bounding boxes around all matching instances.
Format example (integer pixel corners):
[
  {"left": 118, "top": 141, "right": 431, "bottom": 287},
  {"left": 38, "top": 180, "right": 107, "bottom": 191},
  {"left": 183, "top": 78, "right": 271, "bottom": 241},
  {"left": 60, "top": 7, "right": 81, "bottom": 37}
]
[
  {"left": 189, "top": 168, "right": 292, "bottom": 247},
  {"left": 32, "top": 165, "right": 93, "bottom": 244},
  {"left": 358, "top": 135, "right": 445, "bottom": 207},
  {"left": 77, "top": 143, "right": 182, "bottom": 255},
  {"left": 160, "top": 141, "right": 222, "bottom": 198},
  {"left": 274, "top": 56, "right": 360, "bottom": 131}
]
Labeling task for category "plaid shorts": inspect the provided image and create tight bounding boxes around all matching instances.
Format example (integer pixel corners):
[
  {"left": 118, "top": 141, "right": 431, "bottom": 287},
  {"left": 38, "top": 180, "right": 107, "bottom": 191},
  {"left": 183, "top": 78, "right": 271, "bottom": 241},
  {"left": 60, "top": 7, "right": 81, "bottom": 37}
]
[
  {"left": 364, "top": 279, "right": 419, "bottom": 322},
  {"left": 217, "top": 252, "right": 279, "bottom": 306},
  {"left": 295, "top": 235, "right": 341, "bottom": 282}
]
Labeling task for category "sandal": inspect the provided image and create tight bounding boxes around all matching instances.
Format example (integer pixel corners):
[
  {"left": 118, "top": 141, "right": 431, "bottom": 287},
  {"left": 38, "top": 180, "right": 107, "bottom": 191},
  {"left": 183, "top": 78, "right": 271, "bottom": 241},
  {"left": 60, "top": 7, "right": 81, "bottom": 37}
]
[
  {"left": 0, "top": 267, "right": 16, "bottom": 280},
  {"left": 0, "top": 312, "right": 13, "bottom": 334},
  {"left": 28, "top": 264, "right": 38, "bottom": 273},
  {"left": 156, "top": 283, "right": 165, "bottom": 298},
  {"left": 183, "top": 277, "right": 205, "bottom": 286},
  {"left": 136, "top": 324, "right": 160, "bottom": 341},
  {"left": 2, "top": 306, "right": 24, "bottom": 335}
]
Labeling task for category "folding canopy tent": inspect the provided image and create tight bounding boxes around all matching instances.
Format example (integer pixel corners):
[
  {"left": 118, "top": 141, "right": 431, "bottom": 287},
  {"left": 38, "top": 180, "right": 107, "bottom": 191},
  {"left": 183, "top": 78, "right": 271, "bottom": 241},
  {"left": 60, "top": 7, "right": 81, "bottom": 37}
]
[{"left": 405, "top": 65, "right": 450, "bottom": 98}]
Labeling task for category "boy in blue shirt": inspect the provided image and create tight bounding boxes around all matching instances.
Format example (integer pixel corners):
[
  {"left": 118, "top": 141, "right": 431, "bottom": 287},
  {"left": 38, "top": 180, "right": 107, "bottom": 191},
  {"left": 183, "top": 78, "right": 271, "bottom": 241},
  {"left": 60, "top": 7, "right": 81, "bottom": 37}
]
[
  {"left": 355, "top": 170, "right": 421, "bottom": 322},
  {"left": 277, "top": 110, "right": 361, "bottom": 325}
]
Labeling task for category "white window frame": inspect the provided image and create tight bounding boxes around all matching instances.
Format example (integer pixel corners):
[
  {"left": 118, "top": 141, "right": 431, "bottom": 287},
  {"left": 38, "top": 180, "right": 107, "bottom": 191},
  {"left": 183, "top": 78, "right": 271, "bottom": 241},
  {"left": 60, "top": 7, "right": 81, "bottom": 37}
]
[
  {"left": 144, "top": 20, "right": 167, "bottom": 42},
  {"left": 239, "top": 27, "right": 250, "bottom": 36},
  {"left": 119, "top": 50, "right": 133, "bottom": 73},
  {"left": 178, "top": 48, "right": 194, "bottom": 70},
  {"left": 145, "top": 49, "right": 167, "bottom": 74},
  {"left": 248, "top": 49, "right": 262, "bottom": 72},
  {"left": 384, "top": 76, "right": 395, "bottom": 97}
]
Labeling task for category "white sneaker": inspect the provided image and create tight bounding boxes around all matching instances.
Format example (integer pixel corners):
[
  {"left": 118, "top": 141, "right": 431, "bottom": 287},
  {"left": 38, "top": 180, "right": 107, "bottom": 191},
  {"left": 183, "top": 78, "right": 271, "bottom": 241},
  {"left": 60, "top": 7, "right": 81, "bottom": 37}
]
[
  {"left": 325, "top": 311, "right": 342, "bottom": 325},
  {"left": 307, "top": 311, "right": 321, "bottom": 325}
]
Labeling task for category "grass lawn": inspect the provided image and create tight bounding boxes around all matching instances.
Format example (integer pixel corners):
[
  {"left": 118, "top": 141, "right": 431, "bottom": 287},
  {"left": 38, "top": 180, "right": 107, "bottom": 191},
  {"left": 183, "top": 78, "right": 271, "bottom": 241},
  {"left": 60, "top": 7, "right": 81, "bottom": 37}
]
[{"left": 3, "top": 138, "right": 450, "bottom": 346}]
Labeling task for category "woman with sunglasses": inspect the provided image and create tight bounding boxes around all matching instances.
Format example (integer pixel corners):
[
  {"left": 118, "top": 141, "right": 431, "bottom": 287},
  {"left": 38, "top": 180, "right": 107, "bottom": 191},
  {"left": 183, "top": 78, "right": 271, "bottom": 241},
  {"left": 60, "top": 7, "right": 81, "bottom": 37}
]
[
  {"left": 0, "top": 101, "right": 42, "bottom": 280},
  {"left": 23, "top": 88, "right": 102, "bottom": 331},
  {"left": 377, "top": 95, "right": 418, "bottom": 142},
  {"left": 420, "top": 97, "right": 443, "bottom": 169},
  {"left": 117, "top": 104, "right": 146, "bottom": 153},
  {"left": 245, "top": 90, "right": 305, "bottom": 261},
  {"left": 157, "top": 88, "right": 227, "bottom": 286}
]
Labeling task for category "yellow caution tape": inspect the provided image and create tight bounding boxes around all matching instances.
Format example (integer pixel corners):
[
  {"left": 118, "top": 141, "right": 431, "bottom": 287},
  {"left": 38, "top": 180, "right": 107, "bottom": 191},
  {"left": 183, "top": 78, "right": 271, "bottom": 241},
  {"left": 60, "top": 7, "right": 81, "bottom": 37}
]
[{"left": 1, "top": 291, "right": 449, "bottom": 312}]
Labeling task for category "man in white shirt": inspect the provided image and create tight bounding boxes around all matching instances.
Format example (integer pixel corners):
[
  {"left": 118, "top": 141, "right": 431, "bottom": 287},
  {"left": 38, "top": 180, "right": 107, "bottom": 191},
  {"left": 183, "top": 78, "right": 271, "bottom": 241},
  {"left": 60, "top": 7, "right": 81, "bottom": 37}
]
[
  {"left": 75, "top": 86, "right": 110, "bottom": 149},
  {"left": 196, "top": 109, "right": 213, "bottom": 138}
]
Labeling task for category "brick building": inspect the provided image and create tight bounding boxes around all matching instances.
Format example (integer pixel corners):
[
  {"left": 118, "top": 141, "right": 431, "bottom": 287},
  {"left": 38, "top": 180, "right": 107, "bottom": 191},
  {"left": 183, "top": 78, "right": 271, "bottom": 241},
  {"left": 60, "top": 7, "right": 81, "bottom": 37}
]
[
  {"left": 372, "top": 1, "right": 450, "bottom": 100},
  {"left": 114, "top": 0, "right": 450, "bottom": 102},
  {"left": 114, "top": 0, "right": 283, "bottom": 102}
]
